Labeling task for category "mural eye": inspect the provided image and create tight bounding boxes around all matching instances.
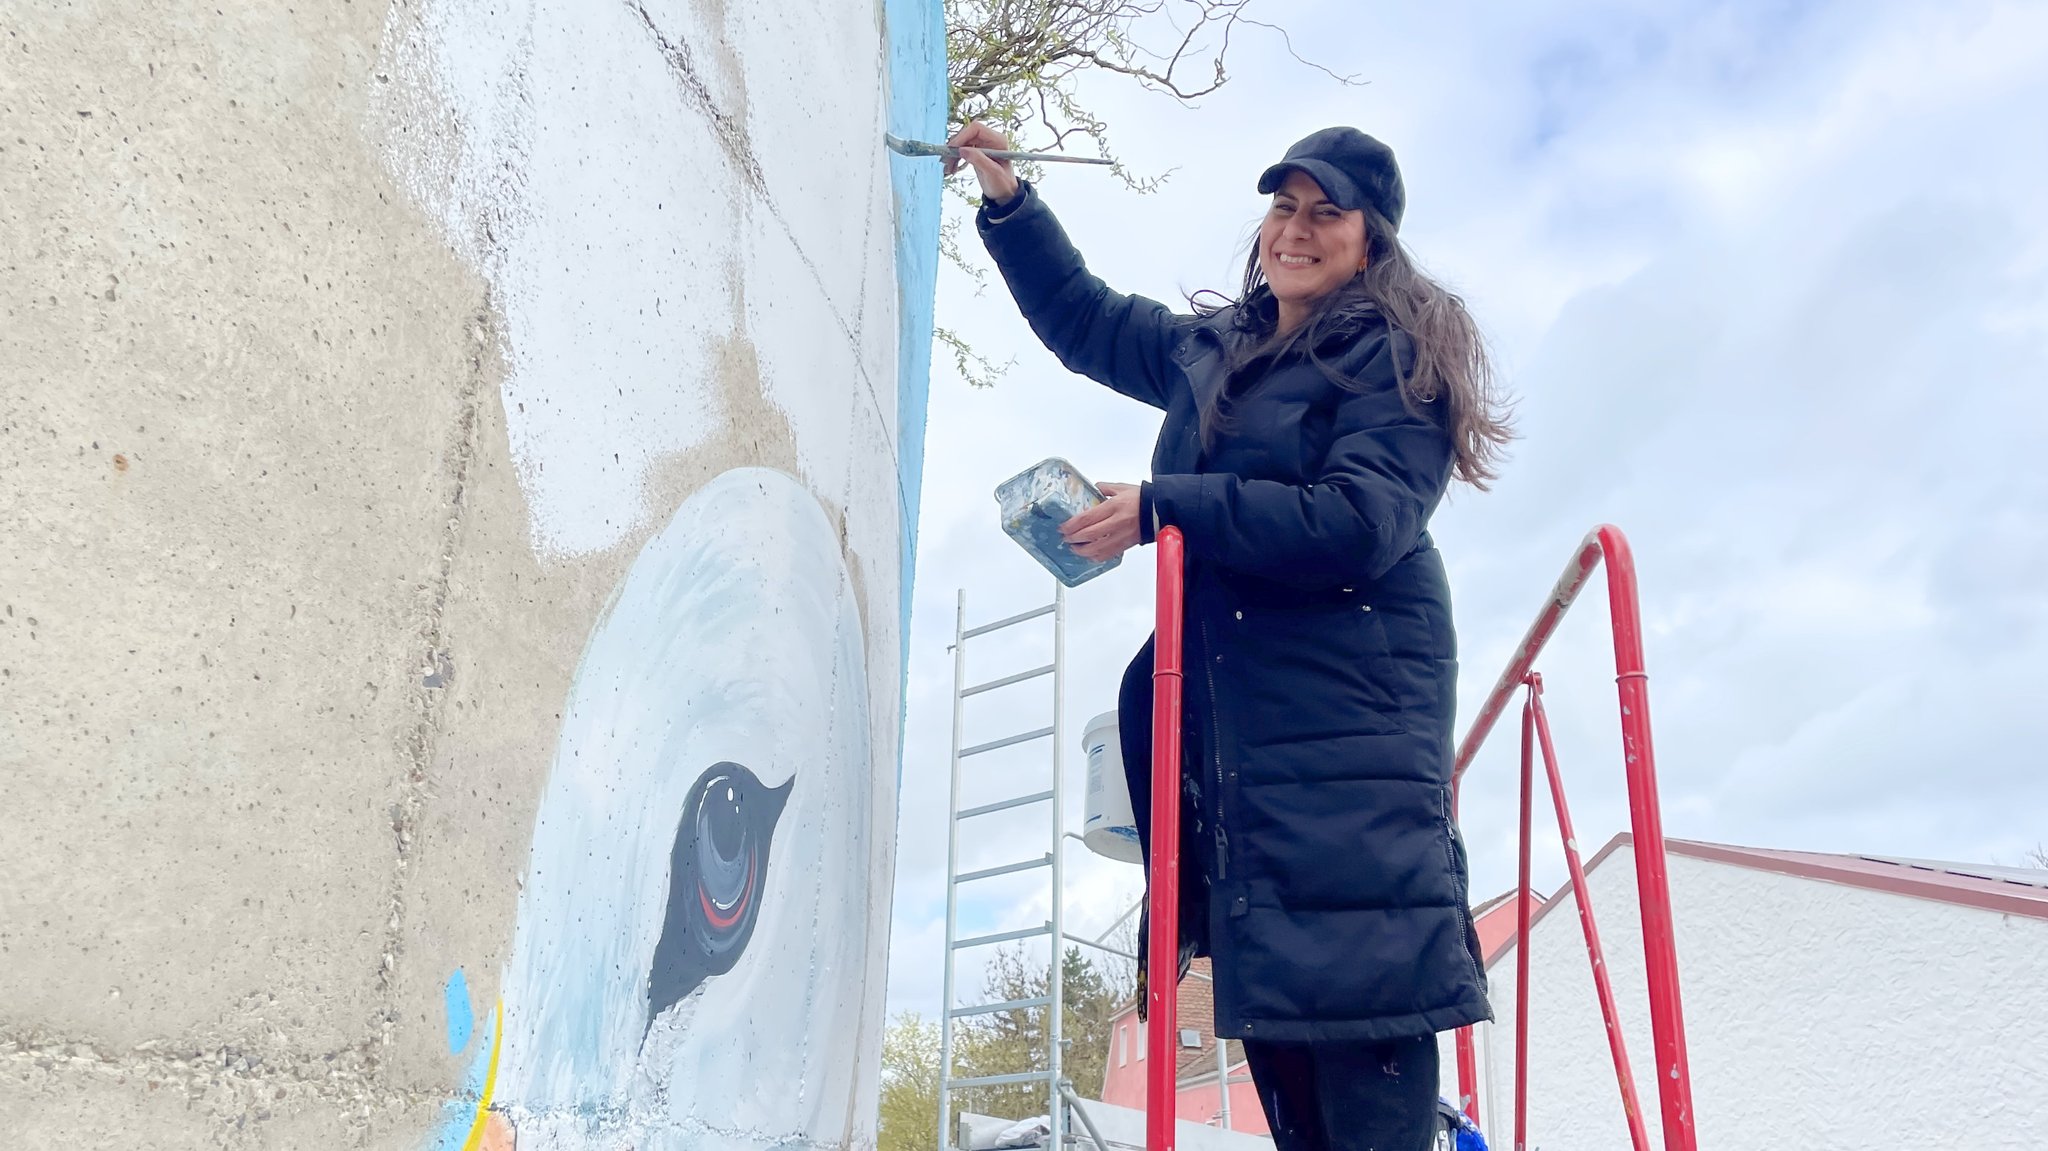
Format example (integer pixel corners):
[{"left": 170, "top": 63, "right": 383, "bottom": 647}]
[
  {"left": 645, "top": 762, "right": 793, "bottom": 1037},
  {"left": 693, "top": 776, "right": 753, "bottom": 933}
]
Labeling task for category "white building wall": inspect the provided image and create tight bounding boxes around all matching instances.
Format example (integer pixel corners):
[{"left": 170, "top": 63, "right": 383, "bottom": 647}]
[{"left": 1469, "top": 847, "right": 2048, "bottom": 1149}]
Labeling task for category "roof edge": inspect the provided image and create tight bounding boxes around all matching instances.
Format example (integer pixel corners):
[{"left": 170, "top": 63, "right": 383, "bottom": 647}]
[{"left": 1487, "top": 832, "right": 2048, "bottom": 969}]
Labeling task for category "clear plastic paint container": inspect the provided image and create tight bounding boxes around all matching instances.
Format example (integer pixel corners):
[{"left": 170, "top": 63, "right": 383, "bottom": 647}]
[{"left": 994, "top": 457, "right": 1121, "bottom": 587}]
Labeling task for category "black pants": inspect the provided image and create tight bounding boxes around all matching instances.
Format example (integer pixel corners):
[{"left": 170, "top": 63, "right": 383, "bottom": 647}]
[{"left": 1243, "top": 1034, "right": 1441, "bottom": 1151}]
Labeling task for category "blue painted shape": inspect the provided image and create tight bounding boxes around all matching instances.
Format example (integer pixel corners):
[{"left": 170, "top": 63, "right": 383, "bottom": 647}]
[
  {"left": 444, "top": 968, "right": 475, "bottom": 1054},
  {"left": 429, "top": 985, "right": 495, "bottom": 1151},
  {"left": 886, "top": 0, "right": 945, "bottom": 789}
]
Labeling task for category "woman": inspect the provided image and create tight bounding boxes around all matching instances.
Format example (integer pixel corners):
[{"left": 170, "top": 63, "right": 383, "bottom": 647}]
[{"left": 948, "top": 121, "right": 1511, "bottom": 1151}]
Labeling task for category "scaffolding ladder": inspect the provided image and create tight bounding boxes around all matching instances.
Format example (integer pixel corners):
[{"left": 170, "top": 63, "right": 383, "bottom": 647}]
[{"left": 937, "top": 585, "right": 1071, "bottom": 1151}]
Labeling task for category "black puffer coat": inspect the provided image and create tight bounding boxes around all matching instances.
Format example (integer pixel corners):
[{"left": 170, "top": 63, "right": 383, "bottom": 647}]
[{"left": 980, "top": 183, "right": 1491, "bottom": 1043}]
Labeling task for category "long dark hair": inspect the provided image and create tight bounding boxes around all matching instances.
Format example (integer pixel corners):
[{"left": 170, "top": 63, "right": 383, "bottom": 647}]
[{"left": 1193, "top": 205, "right": 1513, "bottom": 488}]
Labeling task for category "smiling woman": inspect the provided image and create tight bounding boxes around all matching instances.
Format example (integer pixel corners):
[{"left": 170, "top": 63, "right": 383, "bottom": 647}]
[
  {"left": 953, "top": 119, "right": 1515, "bottom": 1151},
  {"left": 1261, "top": 171, "right": 1372, "bottom": 328},
  {"left": 1203, "top": 127, "right": 1512, "bottom": 488}
]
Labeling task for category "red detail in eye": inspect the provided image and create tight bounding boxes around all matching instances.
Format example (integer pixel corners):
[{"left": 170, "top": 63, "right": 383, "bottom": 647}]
[{"left": 699, "top": 852, "right": 757, "bottom": 930}]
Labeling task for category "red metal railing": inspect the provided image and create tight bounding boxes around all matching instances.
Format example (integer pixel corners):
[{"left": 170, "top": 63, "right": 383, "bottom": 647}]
[
  {"left": 1144, "top": 524, "right": 1692, "bottom": 1151},
  {"left": 1146, "top": 527, "right": 1187, "bottom": 1151},
  {"left": 1449, "top": 525, "right": 1696, "bottom": 1151}
]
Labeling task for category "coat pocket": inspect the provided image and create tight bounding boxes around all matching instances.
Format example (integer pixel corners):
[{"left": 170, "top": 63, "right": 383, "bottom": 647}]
[{"left": 1231, "top": 600, "right": 1405, "bottom": 747}]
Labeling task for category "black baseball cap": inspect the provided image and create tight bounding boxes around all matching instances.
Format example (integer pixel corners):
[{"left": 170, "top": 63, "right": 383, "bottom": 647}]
[{"left": 1256, "top": 127, "right": 1405, "bottom": 232}]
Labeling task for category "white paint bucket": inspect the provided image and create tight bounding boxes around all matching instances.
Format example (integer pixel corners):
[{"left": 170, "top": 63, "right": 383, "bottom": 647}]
[{"left": 1081, "top": 711, "right": 1142, "bottom": 863}]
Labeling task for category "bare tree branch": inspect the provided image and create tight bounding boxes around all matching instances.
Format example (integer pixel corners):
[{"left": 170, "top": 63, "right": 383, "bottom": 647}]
[
  {"left": 945, "top": 0, "right": 1355, "bottom": 173},
  {"left": 1232, "top": 14, "right": 1367, "bottom": 87},
  {"left": 934, "top": 0, "right": 1360, "bottom": 382}
]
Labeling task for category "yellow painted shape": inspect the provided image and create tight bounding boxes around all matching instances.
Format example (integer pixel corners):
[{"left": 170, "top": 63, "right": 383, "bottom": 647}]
[{"left": 460, "top": 998, "right": 506, "bottom": 1151}]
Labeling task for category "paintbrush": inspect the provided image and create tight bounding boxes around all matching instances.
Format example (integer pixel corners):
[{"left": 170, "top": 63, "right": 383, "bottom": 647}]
[{"left": 885, "top": 133, "right": 1115, "bottom": 167}]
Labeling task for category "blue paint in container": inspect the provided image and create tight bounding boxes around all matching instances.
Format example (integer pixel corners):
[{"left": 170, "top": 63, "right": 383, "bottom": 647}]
[{"left": 995, "top": 458, "right": 1121, "bottom": 587}]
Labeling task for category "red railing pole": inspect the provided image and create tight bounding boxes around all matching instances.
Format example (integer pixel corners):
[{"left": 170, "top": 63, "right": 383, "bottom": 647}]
[
  {"left": 1148, "top": 528, "right": 1186, "bottom": 1151},
  {"left": 1528, "top": 679, "right": 1653, "bottom": 1151},
  {"left": 1447, "top": 525, "right": 1696, "bottom": 1148},
  {"left": 1514, "top": 688, "right": 1536, "bottom": 1151},
  {"left": 1453, "top": 1027, "right": 1481, "bottom": 1127},
  {"left": 1451, "top": 536, "right": 1604, "bottom": 789},
  {"left": 1596, "top": 526, "right": 1696, "bottom": 1150}
]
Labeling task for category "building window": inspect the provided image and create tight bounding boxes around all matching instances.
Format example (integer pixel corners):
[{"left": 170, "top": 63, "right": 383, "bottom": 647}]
[
  {"left": 1117, "top": 1024, "right": 1127, "bottom": 1067},
  {"left": 1136, "top": 1018, "right": 1146, "bottom": 1060}
]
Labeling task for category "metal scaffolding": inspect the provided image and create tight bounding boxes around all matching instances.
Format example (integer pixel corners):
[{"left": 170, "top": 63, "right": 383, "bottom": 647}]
[{"left": 937, "top": 585, "right": 1070, "bottom": 1151}]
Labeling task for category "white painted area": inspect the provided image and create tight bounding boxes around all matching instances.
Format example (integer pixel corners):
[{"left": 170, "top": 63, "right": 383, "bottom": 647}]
[
  {"left": 496, "top": 469, "right": 876, "bottom": 1149},
  {"left": 1465, "top": 847, "right": 2048, "bottom": 1149},
  {"left": 371, "top": 7, "right": 913, "bottom": 1141},
  {"left": 371, "top": 0, "right": 902, "bottom": 562}
]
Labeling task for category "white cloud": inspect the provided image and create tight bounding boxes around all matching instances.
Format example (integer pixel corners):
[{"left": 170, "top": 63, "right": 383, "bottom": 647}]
[{"left": 887, "top": 0, "right": 2048, "bottom": 1023}]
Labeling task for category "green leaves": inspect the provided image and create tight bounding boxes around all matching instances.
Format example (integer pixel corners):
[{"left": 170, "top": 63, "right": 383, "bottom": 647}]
[{"left": 875, "top": 944, "right": 1134, "bottom": 1151}]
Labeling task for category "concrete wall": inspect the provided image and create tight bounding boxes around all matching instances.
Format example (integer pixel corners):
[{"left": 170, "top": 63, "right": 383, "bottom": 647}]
[
  {"left": 1462, "top": 847, "right": 2048, "bottom": 1149},
  {"left": 0, "top": 1, "right": 941, "bottom": 1147}
]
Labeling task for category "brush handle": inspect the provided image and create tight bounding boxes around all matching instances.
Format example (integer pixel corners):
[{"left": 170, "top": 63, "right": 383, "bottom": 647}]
[
  {"left": 978, "top": 148, "right": 1115, "bottom": 167},
  {"left": 887, "top": 135, "right": 1114, "bottom": 166}
]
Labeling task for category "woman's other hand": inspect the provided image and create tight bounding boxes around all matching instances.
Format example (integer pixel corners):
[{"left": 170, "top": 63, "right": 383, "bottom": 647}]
[
  {"left": 1062, "top": 483, "right": 1143, "bottom": 563},
  {"left": 945, "top": 121, "right": 1021, "bottom": 206}
]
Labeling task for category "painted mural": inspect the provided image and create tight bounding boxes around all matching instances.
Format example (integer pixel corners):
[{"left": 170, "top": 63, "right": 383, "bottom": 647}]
[
  {"left": 447, "top": 468, "right": 873, "bottom": 1148},
  {"left": 369, "top": 0, "right": 943, "bottom": 1146}
]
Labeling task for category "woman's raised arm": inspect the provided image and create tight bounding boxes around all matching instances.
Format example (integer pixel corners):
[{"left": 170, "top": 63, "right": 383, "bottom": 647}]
[{"left": 952, "top": 122, "right": 1185, "bottom": 411}]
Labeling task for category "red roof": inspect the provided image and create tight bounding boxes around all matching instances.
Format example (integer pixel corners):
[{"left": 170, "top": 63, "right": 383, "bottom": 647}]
[
  {"left": 1661, "top": 837, "right": 2048, "bottom": 919},
  {"left": 1472, "top": 888, "right": 1545, "bottom": 965},
  {"left": 1482, "top": 833, "right": 2048, "bottom": 964}
]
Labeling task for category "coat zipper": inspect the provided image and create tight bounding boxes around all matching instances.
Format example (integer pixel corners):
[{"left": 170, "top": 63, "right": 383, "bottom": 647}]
[
  {"left": 1202, "top": 616, "right": 1233, "bottom": 1032},
  {"left": 1443, "top": 791, "right": 1485, "bottom": 990},
  {"left": 1201, "top": 619, "right": 1227, "bottom": 881}
]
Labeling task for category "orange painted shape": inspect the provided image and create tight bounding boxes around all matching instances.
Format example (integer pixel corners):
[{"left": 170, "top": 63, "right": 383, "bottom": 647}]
[{"left": 478, "top": 1112, "right": 516, "bottom": 1151}]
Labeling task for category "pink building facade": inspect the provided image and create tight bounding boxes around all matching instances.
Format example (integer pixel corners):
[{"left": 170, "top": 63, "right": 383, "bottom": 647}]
[{"left": 1095, "top": 959, "right": 1269, "bottom": 1136}]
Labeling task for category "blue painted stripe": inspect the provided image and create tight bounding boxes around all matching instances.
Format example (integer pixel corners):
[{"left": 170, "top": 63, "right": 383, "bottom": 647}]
[{"left": 885, "top": 0, "right": 944, "bottom": 787}]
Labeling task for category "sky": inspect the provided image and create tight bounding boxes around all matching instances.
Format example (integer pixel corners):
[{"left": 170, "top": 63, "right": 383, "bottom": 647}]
[{"left": 884, "top": 0, "right": 2048, "bottom": 1026}]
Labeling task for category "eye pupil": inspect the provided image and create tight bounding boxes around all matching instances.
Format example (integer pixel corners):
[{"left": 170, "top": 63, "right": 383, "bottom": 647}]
[
  {"left": 715, "top": 806, "right": 742, "bottom": 858},
  {"left": 648, "top": 763, "right": 789, "bottom": 1030},
  {"left": 698, "top": 776, "right": 748, "bottom": 861}
]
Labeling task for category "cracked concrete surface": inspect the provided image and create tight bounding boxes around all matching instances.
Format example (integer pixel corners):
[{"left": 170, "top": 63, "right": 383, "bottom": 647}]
[
  {"left": 0, "top": 2, "right": 648, "bottom": 1144},
  {"left": 631, "top": 0, "right": 765, "bottom": 191},
  {"left": 2, "top": 0, "right": 474, "bottom": 1066},
  {"left": 1, "top": 0, "right": 916, "bottom": 1144}
]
